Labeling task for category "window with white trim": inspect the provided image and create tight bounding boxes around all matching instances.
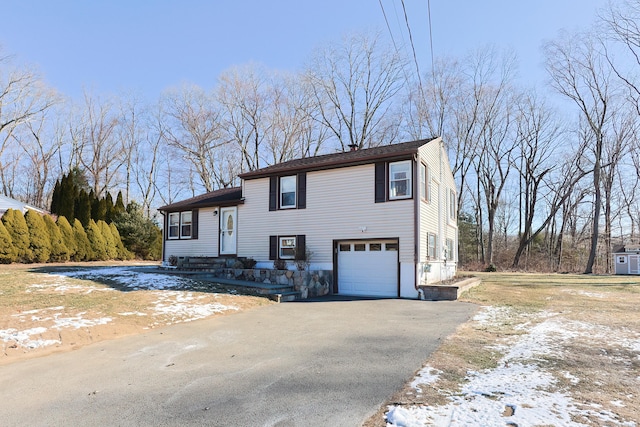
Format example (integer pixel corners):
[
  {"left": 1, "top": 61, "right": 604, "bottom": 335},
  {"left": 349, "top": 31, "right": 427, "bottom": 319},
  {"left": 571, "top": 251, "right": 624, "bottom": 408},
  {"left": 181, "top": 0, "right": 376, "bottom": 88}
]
[
  {"left": 420, "top": 163, "right": 427, "bottom": 200},
  {"left": 168, "top": 212, "right": 180, "bottom": 239},
  {"left": 180, "top": 211, "right": 192, "bottom": 238},
  {"left": 445, "top": 238, "right": 455, "bottom": 261},
  {"left": 279, "top": 236, "right": 296, "bottom": 259},
  {"left": 427, "top": 233, "right": 437, "bottom": 259},
  {"left": 449, "top": 189, "right": 457, "bottom": 221},
  {"left": 389, "top": 160, "right": 412, "bottom": 200},
  {"left": 280, "top": 175, "right": 296, "bottom": 208}
]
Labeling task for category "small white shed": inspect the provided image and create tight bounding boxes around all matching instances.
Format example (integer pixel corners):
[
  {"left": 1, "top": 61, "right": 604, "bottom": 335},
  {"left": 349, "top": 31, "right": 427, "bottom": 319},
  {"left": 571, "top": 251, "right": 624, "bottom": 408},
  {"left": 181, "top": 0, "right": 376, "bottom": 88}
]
[{"left": 613, "top": 246, "right": 640, "bottom": 275}]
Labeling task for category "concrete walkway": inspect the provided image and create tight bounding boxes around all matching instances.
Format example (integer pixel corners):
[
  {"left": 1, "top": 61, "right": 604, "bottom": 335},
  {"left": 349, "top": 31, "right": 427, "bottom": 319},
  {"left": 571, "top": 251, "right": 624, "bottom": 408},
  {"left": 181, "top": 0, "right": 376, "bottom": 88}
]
[{"left": 0, "top": 298, "right": 477, "bottom": 427}]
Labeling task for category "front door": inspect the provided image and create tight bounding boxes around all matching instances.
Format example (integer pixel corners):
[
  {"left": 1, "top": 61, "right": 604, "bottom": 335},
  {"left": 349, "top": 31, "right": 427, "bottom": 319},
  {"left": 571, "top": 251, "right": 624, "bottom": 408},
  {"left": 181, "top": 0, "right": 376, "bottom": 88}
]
[{"left": 220, "top": 207, "right": 237, "bottom": 255}]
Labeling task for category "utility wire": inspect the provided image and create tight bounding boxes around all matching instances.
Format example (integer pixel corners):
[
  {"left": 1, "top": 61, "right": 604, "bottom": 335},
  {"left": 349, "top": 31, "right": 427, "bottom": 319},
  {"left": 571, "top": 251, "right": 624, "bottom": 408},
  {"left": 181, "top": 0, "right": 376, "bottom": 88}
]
[
  {"left": 427, "top": 0, "right": 435, "bottom": 81},
  {"left": 400, "top": 0, "right": 423, "bottom": 93},
  {"left": 379, "top": 0, "right": 400, "bottom": 51}
]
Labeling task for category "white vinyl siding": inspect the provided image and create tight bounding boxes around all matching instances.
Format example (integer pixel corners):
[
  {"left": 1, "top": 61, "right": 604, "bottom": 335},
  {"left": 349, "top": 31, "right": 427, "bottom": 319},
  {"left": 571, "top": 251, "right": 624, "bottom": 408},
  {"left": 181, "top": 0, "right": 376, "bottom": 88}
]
[
  {"left": 238, "top": 164, "right": 415, "bottom": 265},
  {"left": 163, "top": 207, "right": 218, "bottom": 260},
  {"left": 417, "top": 141, "right": 458, "bottom": 283}
]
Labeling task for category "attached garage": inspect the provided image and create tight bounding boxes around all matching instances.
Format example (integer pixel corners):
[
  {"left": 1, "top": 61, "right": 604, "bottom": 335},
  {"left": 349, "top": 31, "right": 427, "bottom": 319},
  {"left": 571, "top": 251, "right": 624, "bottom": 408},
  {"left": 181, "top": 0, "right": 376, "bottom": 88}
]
[{"left": 336, "top": 239, "right": 399, "bottom": 297}]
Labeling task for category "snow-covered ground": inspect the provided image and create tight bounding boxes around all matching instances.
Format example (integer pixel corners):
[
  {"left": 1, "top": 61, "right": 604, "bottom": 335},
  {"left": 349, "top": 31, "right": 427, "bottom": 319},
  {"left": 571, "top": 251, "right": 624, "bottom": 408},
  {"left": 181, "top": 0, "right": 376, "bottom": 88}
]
[
  {"left": 385, "top": 306, "right": 639, "bottom": 427},
  {"left": 1, "top": 266, "right": 240, "bottom": 351}
]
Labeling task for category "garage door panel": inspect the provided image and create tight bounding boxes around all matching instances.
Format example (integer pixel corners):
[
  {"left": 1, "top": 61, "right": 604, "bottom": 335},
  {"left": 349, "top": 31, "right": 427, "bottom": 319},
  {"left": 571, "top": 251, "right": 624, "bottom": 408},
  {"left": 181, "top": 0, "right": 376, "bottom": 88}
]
[{"left": 338, "top": 240, "right": 398, "bottom": 297}]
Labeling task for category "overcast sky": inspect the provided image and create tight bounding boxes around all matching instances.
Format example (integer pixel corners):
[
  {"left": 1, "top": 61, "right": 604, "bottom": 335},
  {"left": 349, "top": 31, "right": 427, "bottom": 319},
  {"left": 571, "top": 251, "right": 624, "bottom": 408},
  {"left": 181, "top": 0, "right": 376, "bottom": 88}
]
[{"left": 0, "top": 0, "right": 609, "bottom": 101}]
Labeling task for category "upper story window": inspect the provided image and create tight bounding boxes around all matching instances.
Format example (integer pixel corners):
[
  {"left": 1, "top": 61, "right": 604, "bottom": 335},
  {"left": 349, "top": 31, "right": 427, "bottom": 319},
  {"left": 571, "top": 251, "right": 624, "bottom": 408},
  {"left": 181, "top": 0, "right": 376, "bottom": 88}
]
[
  {"left": 420, "top": 163, "right": 426, "bottom": 200},
  {"left": 389, "top": 160, "right": 412, "bottom": 200},
  {"left": 280, "top": 175, "right": 297, "bottom": 209},
  {"left": 269, "top": 172, "right": 306, "bottom": 211},
  {"left": 449, "top": 188, "right": 457, "bottom": 221}
]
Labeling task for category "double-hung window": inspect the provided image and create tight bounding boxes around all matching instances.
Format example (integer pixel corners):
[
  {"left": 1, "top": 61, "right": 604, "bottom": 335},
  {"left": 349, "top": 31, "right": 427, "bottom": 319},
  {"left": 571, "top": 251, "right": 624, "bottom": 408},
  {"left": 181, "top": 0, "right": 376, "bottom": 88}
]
[
  {"left": 270, "top": 234, "right": 306, "bottom": 260},
  {"left": 168, "top": 213, "right": 180, "bottom": 239},
  {"left": 445, "top": 238, "right": 455, "bottom": 261},
  {"left": 168, "top": 211, "right": 195, "bottom": 239},
  {"left": 279, "top": 236, "right": 296, "bottom": 259},
  {"left": 389, "top": 160, "right": 412, "bottom": 200},
  {"left": 449, "top": 189, "right": 457, "bottom": 221},
  {"left": 180, "top": 211, "right": 192, "bottom": 238},
  {"left": 427, "top": 233, "right": 437, "bottom": 259},
  {"left": 280, "top": 175, "right": 297, "bottom": 209}
]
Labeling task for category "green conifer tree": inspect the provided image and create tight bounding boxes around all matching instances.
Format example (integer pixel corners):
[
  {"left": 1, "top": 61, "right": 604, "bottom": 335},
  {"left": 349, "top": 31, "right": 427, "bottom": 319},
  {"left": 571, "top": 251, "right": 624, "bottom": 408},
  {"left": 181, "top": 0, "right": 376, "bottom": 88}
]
[
  {"left": 44, "top": 215, "right": 70, "bottom": 262},
  {"left": 114, "top": 191, "right": 126, "bottom": 218},
  {"left": 50, "top": 179, "right": 61, "bottom": 214},
  {"left": 86, "top": 219, "right": 108, "bottom": 261},
  {"left": 75, "top": 189, "right": 92, "bottom": 227},
  {"left": 58, "top": 173, "right": 76, "bottom": 220},
  {"left": 98, "top": 220, "right": 118, "bottom": 259},
  {"left": 56, "top": 216, "right": 77, "bottom": 260},
  {"left": 112, "top": 202, "right": 162, "bottom": 260},
  {"left": 24, "top": 210, "right": 51, "bottom": 263},
  {"left": 1, "top": 209, "right": 31, "bottom": 262},
  {"left": 109, "top": 222, "right": 133, "bottom": 260},
  {"left": 0, "top": 220, "right": 17, "bottom": 263},
  {"left": 105, "top": 192, "right": 114, "bottom": 223},
  {"left": 72, "top": 219, "right": 92, "bottom": 261}
]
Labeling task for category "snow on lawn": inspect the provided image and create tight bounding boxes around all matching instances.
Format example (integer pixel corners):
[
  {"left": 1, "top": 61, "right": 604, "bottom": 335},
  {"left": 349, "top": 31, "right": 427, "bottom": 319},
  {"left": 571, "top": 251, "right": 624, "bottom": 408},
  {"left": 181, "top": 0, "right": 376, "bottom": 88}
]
[
  {"left": 150, "top": 291, "right": 239, "bottom": 326},
  {"left": 56, "top": 266, "right": 192, "bottom": 290},
  {"left": 386, "top": 306, "right": 639, "bottom": 427},
  {"left": 4, "top": 267, "right": 239, "bottom": 351},
  {"left": 3, "top": 308, "right": 113, "bottom": 349}
]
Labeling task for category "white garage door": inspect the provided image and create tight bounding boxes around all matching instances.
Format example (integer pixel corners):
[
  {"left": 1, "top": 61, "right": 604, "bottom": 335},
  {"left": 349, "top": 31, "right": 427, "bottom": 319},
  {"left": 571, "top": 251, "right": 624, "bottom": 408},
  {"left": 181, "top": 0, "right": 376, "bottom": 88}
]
[{"left": 337, "top": 240, "right": 398, "bottom": 297}]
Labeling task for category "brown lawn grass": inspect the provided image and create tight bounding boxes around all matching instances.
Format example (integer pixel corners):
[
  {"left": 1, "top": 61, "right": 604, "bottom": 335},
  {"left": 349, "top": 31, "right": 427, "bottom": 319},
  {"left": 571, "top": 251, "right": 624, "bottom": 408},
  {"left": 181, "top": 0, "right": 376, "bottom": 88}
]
[
  {"left": 363, "top": 272, "right": 640, "bottom": 426},
  {"left": 0, "top": 262, "right": 274, "bottom": 365}
]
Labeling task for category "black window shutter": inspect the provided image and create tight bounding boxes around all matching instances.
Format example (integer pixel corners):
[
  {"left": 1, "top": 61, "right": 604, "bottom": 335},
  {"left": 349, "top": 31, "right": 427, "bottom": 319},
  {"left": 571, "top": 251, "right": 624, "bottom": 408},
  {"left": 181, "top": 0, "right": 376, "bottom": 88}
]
[
  {"left": 191, "top": 209, "right": 199, "bottom": 239},
  {"left": 164, "top": 212, "right": 169, "bottom": 240},
  {"left": 297, "top": 172, "right": 306, "bottom": 209},
  {"left": 269, "top": 235, "right": 278, "bottom": 260},
  {"left": 295, "top": 235, "right": 306, "bottom": 260},
  {"left": 269, "top": 177, "right": 277, "bottom": 211},
  {"left": 375, "top": 162, "right": 386, "bottom": 203}
]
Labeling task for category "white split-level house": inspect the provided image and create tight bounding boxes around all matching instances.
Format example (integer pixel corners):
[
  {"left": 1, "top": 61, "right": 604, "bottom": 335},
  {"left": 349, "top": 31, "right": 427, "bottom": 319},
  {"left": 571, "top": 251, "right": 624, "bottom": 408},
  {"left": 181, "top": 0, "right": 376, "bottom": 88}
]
[
  {"left": 158, "top": 137, "right": 458, "bottom": 299},
  {"left": 0, "top": 194, "right": 49, "bottom": 217}
]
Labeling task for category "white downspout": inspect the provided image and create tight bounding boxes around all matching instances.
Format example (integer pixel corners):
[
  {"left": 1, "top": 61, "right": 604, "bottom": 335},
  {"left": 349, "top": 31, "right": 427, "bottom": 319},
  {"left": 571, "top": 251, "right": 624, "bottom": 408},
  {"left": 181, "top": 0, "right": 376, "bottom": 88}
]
[{"left": 439, "top": 139, "right": 445, "bottom": 282}]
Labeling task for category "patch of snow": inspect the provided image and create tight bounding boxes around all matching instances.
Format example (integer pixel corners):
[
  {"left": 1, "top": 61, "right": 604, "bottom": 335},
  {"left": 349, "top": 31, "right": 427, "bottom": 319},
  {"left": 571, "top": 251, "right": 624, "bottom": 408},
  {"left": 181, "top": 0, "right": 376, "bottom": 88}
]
[
  {"left": 52, "top": 314, "right": 112, "bottom": 329},
  {"left": 118, "top": 312, "right": 148, "bottom": 316},
  {"left": 0, "top": 327, "right": 60, "bottom": 349},
  {"left": 56, "top": 266, "right": 192, "bottom": 290},
  {"left": 410, "top": 366, "right": 442, "bottom": 392},
  {"left": 151, "top": 291, "right": 238, "bottom": 323},
  {"left": 386, "top": 306, "right": 638, "bottom": 427},
  {"left": 561, "top": 288, "right": 607, "bottom": 298}
]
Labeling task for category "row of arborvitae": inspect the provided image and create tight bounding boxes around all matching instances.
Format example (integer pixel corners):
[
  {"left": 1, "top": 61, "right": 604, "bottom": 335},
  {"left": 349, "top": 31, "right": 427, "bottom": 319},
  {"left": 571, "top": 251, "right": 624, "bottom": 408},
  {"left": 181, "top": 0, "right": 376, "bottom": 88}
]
[{"left": 0, "top": 208, "right": 131, "bottom": 264}]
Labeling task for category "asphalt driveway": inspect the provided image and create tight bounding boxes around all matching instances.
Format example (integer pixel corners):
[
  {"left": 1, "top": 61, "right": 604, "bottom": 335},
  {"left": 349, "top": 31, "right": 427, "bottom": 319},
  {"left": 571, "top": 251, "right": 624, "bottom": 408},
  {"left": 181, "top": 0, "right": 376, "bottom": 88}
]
[{"left": 0, "top": 297, "right": 477, "bottom": 426}]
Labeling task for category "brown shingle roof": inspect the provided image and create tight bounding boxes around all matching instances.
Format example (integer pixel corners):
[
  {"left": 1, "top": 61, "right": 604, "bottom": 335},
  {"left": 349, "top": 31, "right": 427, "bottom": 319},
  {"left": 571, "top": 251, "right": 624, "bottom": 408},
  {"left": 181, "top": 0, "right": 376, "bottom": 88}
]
[
  {"left": 239, "top": 138, "right": 437, "bottom": 179},
  {"left": 158, "top": 187, "right": 243, "bottom": 212}
]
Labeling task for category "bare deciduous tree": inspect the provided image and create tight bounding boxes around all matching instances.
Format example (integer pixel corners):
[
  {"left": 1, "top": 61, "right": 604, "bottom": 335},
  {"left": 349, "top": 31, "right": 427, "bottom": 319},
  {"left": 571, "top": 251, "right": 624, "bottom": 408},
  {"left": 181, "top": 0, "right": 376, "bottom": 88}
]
[
  {"left": 162, "top": 84, "right": 230, "bottom": 192},
  {"left": 545, "top": 32, "right": 616, "bottom": 274},
  {"left": 306, "top": 32, "right": 406, "bottom": 151}
]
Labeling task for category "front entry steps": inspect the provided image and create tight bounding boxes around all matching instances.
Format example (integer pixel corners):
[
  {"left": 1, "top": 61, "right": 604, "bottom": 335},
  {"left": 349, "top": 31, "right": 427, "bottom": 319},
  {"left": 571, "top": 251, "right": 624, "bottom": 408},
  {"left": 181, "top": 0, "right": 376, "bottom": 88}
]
[{"left": 202, "top": 276, "right": 301, "bottom": 302}]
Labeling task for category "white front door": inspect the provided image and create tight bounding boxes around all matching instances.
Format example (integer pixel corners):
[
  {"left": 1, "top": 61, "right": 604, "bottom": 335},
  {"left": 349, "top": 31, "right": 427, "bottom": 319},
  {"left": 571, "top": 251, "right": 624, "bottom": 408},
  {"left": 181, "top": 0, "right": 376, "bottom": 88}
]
[{"left": 220, "top": 207, "right": 237, "bottom": 255}]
